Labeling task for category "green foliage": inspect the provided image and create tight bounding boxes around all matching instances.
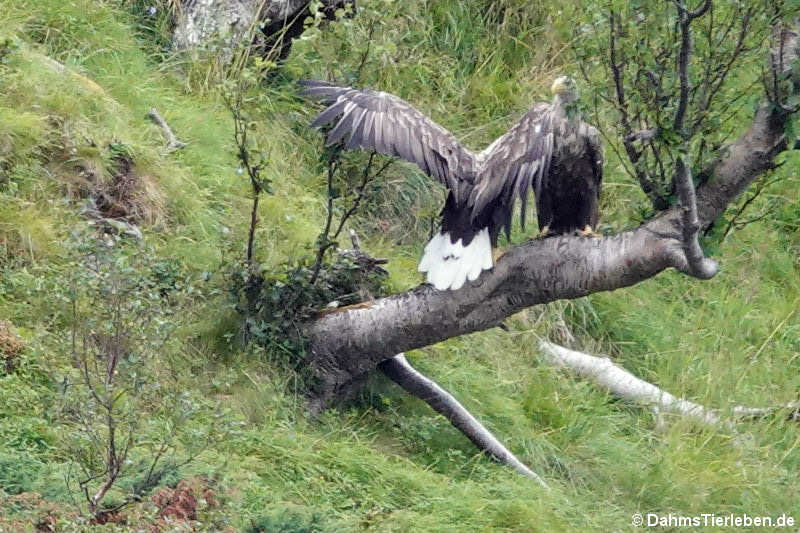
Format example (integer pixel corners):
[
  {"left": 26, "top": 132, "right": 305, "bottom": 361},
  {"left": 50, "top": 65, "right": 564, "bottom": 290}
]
[
  {"left": 230, "top": 251, "right": 388, "bottom": 363},
  {"left": 0, "top": 451, "right": 45, "bottom": 495},
  {"left": 54, "top": 233, "right": 209, "bottom": 515},
  {"left": 573, "top": 0, "right": 778, "bottom": 210}
]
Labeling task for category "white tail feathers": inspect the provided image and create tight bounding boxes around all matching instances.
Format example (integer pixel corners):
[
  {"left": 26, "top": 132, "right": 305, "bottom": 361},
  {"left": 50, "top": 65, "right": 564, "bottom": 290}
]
[{"left": 418, "top": 228, "right": 493, "bottom": 290}]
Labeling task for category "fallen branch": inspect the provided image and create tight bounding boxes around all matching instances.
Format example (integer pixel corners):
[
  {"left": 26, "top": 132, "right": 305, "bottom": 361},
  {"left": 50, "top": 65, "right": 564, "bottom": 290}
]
[
  {"left": 538, "top": 340, "right": 800, "bottom": 427},
  {"left": 379, "top": 353, "right": 548, "bottom": 487},
  {"left": 146, "top": 108, "right": 187, "bottom": 153}
]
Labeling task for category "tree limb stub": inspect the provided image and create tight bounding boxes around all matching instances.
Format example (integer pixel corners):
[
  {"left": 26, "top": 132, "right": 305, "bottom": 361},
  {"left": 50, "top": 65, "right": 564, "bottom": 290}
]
[
  {"left": 379, "top": 354, "right": 548, "bottom": 487},
  {"left": 674, "top": 157, "right": 718, "bottom": 279}
]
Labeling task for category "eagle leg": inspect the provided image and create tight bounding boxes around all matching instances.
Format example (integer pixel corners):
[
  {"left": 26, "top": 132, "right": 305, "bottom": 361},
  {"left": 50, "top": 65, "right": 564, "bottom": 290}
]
[{"left": 538, "top": 225, "right": 554, "bottom": 238}]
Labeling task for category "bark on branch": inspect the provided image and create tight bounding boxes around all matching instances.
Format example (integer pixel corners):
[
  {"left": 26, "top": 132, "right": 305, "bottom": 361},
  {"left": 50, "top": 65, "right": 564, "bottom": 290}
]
[{"left": 674, "top": 157, "right": 718, "bottom": 279}]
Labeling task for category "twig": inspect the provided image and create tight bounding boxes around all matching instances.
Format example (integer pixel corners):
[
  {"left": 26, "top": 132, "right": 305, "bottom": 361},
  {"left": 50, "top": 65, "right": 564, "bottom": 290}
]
[
  {"left": 379, "top": 353, "right": 549, "bottom": 487},
  {"left": 354, "top": 20, "right": 376, "bottom": 84},
  {"left": 720, "top": 175, "right": 778, "bottom": 241},
  {"left": 673, "top": 0, "right": 711, "bottom": 136},
  {"left": 538, "top": 341, "right": 799, "bottom": 427},
  {"left": 310, "top": 155, "right": 339, "bottom": 285},
  {"left": 311, "top": 151, "right": 392, "bottom": 285},
  {"left": 226, "top": 94, "right": 269, "bottom": 268},
  {"left": 146, "top": 108, "right": 187, "bottom": 152},
  {"left": 691, "top": 5, "right": 754, "bottom": 137}
]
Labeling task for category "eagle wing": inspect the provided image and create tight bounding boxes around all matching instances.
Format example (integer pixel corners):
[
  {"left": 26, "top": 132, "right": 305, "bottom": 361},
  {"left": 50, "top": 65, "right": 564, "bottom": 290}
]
[
  {"left": 470, "top": 102, "right": 554, "bottom": 238},
  {"left": 300, "top": 80, "right": 477, "bottom": 203},
  {"left": 586, "top": 123, "right": 604, "bottom": 198}
]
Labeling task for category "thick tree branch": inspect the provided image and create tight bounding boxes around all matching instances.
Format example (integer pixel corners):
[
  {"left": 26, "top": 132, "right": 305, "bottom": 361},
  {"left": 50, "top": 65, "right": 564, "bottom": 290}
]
[
  {"left": 307, "top": 223, "right": 687, "bottom": 411},
  {"left": 379, "top": 354, "right": 548, "bottom": 487}
]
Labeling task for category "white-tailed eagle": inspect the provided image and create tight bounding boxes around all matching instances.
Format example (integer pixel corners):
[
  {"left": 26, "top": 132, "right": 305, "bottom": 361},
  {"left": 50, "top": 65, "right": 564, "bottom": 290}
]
[{"left": 301, "top": 76, "right": 603, "bottom": 291}]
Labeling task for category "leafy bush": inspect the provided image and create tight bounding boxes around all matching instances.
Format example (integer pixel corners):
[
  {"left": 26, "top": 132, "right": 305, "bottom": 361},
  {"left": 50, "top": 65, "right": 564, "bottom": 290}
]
[
  {"left": 230, "top": 252, "right": 388, "bottom": 363},
  {"left": 55, "top": 231, "right": 207, "bottom": 517}
]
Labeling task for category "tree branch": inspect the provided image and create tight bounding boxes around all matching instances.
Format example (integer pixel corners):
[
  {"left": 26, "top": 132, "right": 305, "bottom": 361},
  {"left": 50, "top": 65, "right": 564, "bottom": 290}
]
[
  {"left": 673, "top": 0, "right": 711, "bottom": 136},
  {"left": 306, "top": 222, "right": 689, "bottom": 411},
  {"left": 673, "top": 157, "right": 718, "bottom": 278},
  {"left": 537, "top": 341, "right": 799, "bottom": 427},
  {"left": 379, "top": 354, "right": 548, "bottom": 487},
  {"left": 146, "top": 108, "right": 187, "bottom": 153}
]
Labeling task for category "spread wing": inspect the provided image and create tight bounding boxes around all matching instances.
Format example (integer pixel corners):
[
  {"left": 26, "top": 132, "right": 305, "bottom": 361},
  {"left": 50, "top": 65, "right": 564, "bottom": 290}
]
[
  {"left": 300, "top": 80, "right": 477, "bottom": 203},
  {"left": 470, "top": 103, "right": 554, "bottom": 237}
]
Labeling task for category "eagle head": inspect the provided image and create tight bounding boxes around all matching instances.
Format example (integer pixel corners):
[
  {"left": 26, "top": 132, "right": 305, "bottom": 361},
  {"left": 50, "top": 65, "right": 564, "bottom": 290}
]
[{"left": 551, "top": 76, "right": 578, "bottom": 103}]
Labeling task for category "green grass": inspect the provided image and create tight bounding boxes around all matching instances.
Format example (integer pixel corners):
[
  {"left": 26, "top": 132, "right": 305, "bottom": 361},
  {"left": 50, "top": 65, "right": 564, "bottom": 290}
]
[{"left": 0, "top": 0, "right": 798, "bottom": 530}]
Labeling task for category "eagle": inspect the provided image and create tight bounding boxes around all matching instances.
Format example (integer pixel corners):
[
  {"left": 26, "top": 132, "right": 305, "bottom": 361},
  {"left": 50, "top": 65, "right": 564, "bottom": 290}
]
[{"left": 301, "top": 76, "right": 603, "bottom": 290}]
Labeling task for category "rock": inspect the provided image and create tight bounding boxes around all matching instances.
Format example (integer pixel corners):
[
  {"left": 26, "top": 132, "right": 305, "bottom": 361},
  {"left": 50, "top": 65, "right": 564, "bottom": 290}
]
[{"left": 172, "top": 0, "right": 354, "bottom": 62}]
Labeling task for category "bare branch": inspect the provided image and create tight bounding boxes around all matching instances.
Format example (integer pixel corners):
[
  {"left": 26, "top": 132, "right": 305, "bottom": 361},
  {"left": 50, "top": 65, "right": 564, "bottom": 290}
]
[
  {"left": 331, "top": 156, "right": 392, "bottom": 244},
  {"left": 379, "top": 354, "right": 548, "bottom": 487},
  {"left": 310, "top": 155, "right": 340, "bottom": 285},
  {"left": 311, "top": 152, "right": 392, "bottom": 285},
  {"left": 688, "top": 0, "right": 712, "bottom": 20},
  {"left": 720, "top": 174, "right": 782, "bottom": 240},
  {"left": 673, "top": 1, "right": 711, "bottom": 136},
  {"left": 538, "top": 341, "right": 799, "bottom": 427},
  {"left": 608, "top": 9, "right": 631, "bottom": 137},
  {"left": 540, "top": 340, "right": 722, "bottom": 425},
  {"left": 146, "top": 108, "right": 187, "bottom": 153},
  {"left": 691, "top": 6, "right": 754, "bottom": 137}
]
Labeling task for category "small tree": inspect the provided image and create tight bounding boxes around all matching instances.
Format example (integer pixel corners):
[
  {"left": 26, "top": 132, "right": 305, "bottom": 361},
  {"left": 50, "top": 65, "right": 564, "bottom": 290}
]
[
  {"left": 574, "top": 0, "right": 779, "bottom": 211},
  {"left": 60, "top": 236, "right": 200, "bottom": 519}
]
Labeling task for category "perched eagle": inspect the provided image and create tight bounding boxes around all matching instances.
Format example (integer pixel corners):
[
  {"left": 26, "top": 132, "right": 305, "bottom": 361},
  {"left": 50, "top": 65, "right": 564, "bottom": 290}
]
[{"left": 301, "top": 76, "right": 603, "bottom": 290}]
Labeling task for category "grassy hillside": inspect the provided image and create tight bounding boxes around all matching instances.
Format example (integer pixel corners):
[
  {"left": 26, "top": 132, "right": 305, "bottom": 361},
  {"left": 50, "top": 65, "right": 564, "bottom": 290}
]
[{"left": 0, "top": 0, "right": 798, "bottom": 530}]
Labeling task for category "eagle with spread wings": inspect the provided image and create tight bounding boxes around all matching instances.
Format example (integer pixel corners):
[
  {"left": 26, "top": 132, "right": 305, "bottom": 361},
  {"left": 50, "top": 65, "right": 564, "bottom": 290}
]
[{"left": 301, "top": 76, "right": 603, "bottom": 291}]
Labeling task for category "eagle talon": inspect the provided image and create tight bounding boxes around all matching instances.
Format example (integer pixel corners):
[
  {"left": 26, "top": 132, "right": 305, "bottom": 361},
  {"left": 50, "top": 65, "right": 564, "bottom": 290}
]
[
  {"left": 576, "top": 225, "right": 601, "bottom": 238},
  {"left": 538, "top": 226, "right": 554, "bottom": 239}
]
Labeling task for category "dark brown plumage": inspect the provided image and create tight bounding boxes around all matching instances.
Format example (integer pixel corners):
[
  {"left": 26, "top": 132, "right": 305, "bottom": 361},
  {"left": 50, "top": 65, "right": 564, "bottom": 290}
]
[{"left": 301, "top": 76, "right": 603, "bottom": 290}]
